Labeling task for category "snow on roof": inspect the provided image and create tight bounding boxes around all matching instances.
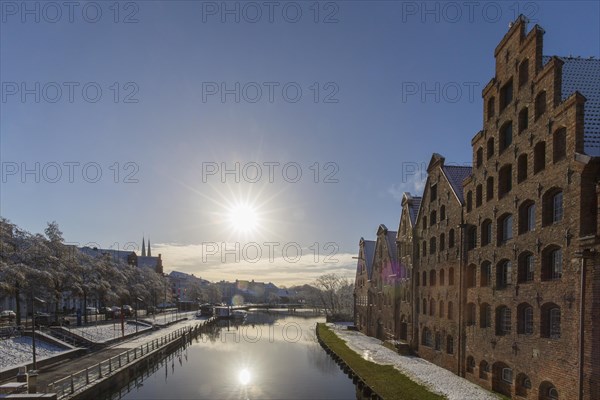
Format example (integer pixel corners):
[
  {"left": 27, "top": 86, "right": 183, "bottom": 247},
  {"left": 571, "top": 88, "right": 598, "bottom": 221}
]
[
  {"left": 541, "top": 56, "right": 600, "bottom": 156},
  {"left": 362, "top": 239, "right": 376, "bottom": 280},
  {"left": 137, "top": 256, "right": 159, "bottom": 269},
  {"left": 442, "top": 166, "right": 472, "bottom": 203},
  {"left": 79, "top": 246, "right": 132, "bottom": 265}
]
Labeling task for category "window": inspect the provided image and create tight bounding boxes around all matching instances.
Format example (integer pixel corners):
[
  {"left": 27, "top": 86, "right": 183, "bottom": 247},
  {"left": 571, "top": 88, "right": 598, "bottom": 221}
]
[
  {"left": 476, "top": 185, "right": 482, "bottom": 207},
  {"left": 430, "top": 211, "right": 437, "bottom": 226},
  {"left": 553, "top": 128, "right": 566, "bottom": 162},
  {"left": 449, "top": 229, "right": 455, "bottom": 248},
  {"left": 518, "top": 253, "right": 535, "bottom": 283},
  {"left": 541, "top": 304, "right": 561, "bottom": 339},
  {"left": 439, "top": 233, "right": 445, "bottom": 251},
  {"left": 429, "top": 270, "right": 436, "bottom": 286},
  {"left": 481, "top": 219, "right": 492, "bottom": 246},
  {"left": 480, "top": 303, "right": 492, "bottom": 328},
  {"left": 479, "top": 361, "right": 490, "bottom": 379},
  {"left": 487, "top": 97, "right": 495, "bottom": 121},
  {"left": 540, "top": 382, "right": 559, "bottom": 400},
  {"left": 430, "top": 237, "right": 437, "bottom": 254},
  {"left": 518, "top": 59, "right": 529, "bottom": 87},
  {"left": 500, "top": 122, "right": 513, "bottom": 153},
  {"left": 467, "top": 191, "right": 473, "bottom": 212},
  {"left": 422, "top": 241, "right": 427, "bottom": 256},
  {"left": 502, "top": 368, "right": 513, "bottom": 383},
  {"left": 467, "top": 226, "right": 477, "bottom": 250},
  {"left": 434, "top": 332, "right": 441, "bottom": 350},
  {"left": 516, "top": 373, "right": 532, "bottom": 397},
  {"left": 422, "top": 271, "right": 427, "bottom": 286},
  {"left": 422, "top": 328, "right": 433, "bottom": 347},
  {"left": 486, "top": 176, "right": 494, "bottom": 201},
  {"left": 519, "top": 201, "right": 535, "bottom": 234},
  {"left": 480, "top": 261, "right": 492, "bottom": 287},
  {"left": 517, "top": 154, "right": 528, "bottom": 183},
  {"left": 498, "top": 214, "right": 513, "bottom": 244},
  {"left": 487, "top": 137, "right": 495, "bottom": 159},
  {"left": 466, "top": 303, "right": 476, "bottom": 326},
  {"left": 439, "top": 300, "right": 444, "bottom": 318},
  {"left": 535, "top": 90, "right": 547, "bottom": 120},
  {"left": 467, "top": 264, "right": 477, "bottom": 288},
  {"left": 439, "top": 269, "right": 445, "bottom": 285},
  {"left": 497, "top": 260, "right": 512, "bottom": 288},
  {"left": 517, "top": 303, "right": 534, "bottom": 335},
  {"left": 448, "top": 267, "right": 455, "bottom": 285},
  {"left": 500, "top": 79, "right": 513, "bottom": 111},
  {"left": 542, "top": 247, "right": 562, "bottom": 281},
  {"left": 446, "top": 335, "right": 454, "bottom": 354},
  {"left": 543, "top": 189, "right": 563, "bottom": 226},
  {"left": 440, "top": 205, "right": 446, "bottom": 221},
  {"left": 476, "top": 147, "right": 483, "bottom": 168},
  {"left": 518, "top": 108, "right": 529, "bottom": 135},
  {"left": 447, "top": 302, "right": 454, "bottom": 320},
  {"left": 429, "top": 299, "right": 435, "bottom": 316},
  {"left": 496, "top": 306, "right": 512, "bottom": 335},
  {"left": 423, "top": 216, "right": 428, "bottom": 230},
  {"left": 534, "top": 142, "right": 546, "bottom": 173},
  {"left": 466, "top": 356, "right": 475, "bottom": 373},
  {"left": 430, "top": 184, "right": 437, "bottom": 202},
  {"left": 553, "top": 192, "right": 563, "bottom": 222},
  {"left": 498, "top": 164, "right": 512, "bottom": 198}
]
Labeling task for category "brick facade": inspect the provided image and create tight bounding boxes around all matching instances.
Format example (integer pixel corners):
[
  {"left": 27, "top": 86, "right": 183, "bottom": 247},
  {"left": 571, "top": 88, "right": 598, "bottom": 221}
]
[{"left": 353, "top": 16, "right": 600, "bottom": 400}]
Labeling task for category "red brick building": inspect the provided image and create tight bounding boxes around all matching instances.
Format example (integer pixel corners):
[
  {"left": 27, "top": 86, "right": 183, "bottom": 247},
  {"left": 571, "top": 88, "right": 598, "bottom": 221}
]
[{"left": 353, "top": 16, "right": 600, "bottom": 399}]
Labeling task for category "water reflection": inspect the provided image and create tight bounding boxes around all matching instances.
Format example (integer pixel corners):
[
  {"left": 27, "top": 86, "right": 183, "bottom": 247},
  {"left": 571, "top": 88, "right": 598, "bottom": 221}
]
[{"left": 106, "top": 312, "right": 360, "bottom": 399}]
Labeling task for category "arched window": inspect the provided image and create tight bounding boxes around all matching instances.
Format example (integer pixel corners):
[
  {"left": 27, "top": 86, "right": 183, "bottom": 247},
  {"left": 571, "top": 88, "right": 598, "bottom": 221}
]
[
  {"left": 496, "top": 306, "right": 512, "bottom": 335},
  {"left": 447, "top": 301, "right": 454, "bottom": 320},
  {"left": 440, "top": 205, "right": 446, "bottom": 221},
  {"left": 518, "top": 107, "right": 529, "bottom": 133},
  {"left": 517, "top": 153, "right": 528, "bottom": 183},
  {"left": 496, "top": 260, "right": 512, "bottom": 288},
  {"left": 517, "top": 303, "right": 534, "bottom": 335},
  {"left": 540, "top": 381, "right": 559, "bottom": 400},
  {"left": 430, "top": 210, "right": 437, "bottom": 226},
  {"left": 422, "top": 216, "right": 428, "bottom": 230},
  {"left": 535, "top": 90, "right": 547, "bottom": 120},
  {"left": 518, "top": 252, "right": 535, "bottom": 283},
  {"left": 448, "top": 267, "right": 455, "bottom": 286},
  {"left": 479, "top": 360, "right": 490, "bottom": 379},
  {"left": 466, "top": 303, "right": 476, "bottom": 326},
  {"left": 439, "top": 233, "right": 445, "bottom": 251},
  {"left": 422, "top": 240, "right": 427, "bottom": 256},
  {"left": 497, "top": 214, "right": 513, "bottom": 244},
  {"left": 430, "top": 270, "right": 436, "bottom": 286},
  {"left": 422, "top": 327, "right": 433, "bottom": 347},
  {"left": 448, "top": 229, "right": 455, "bottom": 248},
  {"left": 422, "top": 298, "right": 427, "bottom": 315},
  {"left": 541, "top": 303, "right": 561, "bottom": 339},
  {"left": 422, "top": 271, "right": 427, "bottom": 286},
  {"left": 516, "top": 373, "right": 532, "bottom": 397},
  {"left": 499, "top": 121, "right": 513, "bottom": 153},
  {"left": 534, "top": 141, "right": 546, "bottom": 173},
  {"left": 498, "top": 164, "right": 512, "bottom": 198},
  {"left": 486, "top": 176, "right": 494, "bottom": 201},
  {"left": 476, "top": 184, "right": 483, "bottom": 207},
  {"left": 480, "top": 303, "right": 492, "bottom": 328},
  {"left": 487, "top": 137, "right": 495, "bottom": 159},
  {"left": 476, "top": 147, "right": 483, "bottom": 168},
  {"left": 439, "top": 300, "right": 444, "bottom": 318},
  {"left": 519, "top": 201, "right": 535, "bottom": 234},
  {"left": 553, "top": 128, "right": 566, "bottom": 163},
  {"left": 466, "top": 356, "right": 475, "bottom": 373},
  {"left": 446, "top": 335, "right": 454, "bottom": 354},
  {"left": 439, "top": 269, "right": 445, "bottom": 285},
  {"left": 429, "top": 299, "right": 435, "bottom": 316},
  {"left": 467, "top": 191, "right": 473, "bottom": 212},
  {"left": 500, "top": 79, "right": 513, "bottom": 111},
  {"left": 467, "top": 226, "right": 477, "bottom": 250},
  {"left": 480, "top": 261, "right": 492, "bottom": 287},
  {"left": 467, "top": 264, "right": 477, "bottom": 288},
  {"left": 542, "top": 246, "right": 562, "bottom": 281},
  {"left": 434, "top": 332, "right": 442, "bottom": 350},
  {"left": 518, "top": 59, "right": 529, "bottom": 87},
  {"left": 430, "top": 237, "right": 437, "bottom": 254},
  {"left": 481, "top": 219, "right": 492, "bottom": 246},
  {"left": 487, "top": 97, "right": 495, "bottom": 121},
  {"left": 543, "top": 188, "right": 563, "bottom": 226}
]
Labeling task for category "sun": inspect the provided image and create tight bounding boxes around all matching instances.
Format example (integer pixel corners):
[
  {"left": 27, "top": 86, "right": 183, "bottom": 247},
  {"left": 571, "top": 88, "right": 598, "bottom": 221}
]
[
  {"left": 228, "top": 203, "right": 259, "bottom": 233},
  {"left": 238, "top": 368, "right": 251, "bottom": 385}
]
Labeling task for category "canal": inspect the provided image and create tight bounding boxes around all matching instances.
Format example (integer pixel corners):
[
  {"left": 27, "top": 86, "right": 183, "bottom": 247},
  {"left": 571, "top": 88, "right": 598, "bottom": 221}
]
[{"left": 105, "top": 311, "right": 361, "bottom": 399}]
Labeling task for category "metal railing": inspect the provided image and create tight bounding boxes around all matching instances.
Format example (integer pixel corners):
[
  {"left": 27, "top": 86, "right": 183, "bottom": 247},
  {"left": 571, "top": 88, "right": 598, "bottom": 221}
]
[{"left": 46, "top": 325, "right": 193, "bottom": 399}]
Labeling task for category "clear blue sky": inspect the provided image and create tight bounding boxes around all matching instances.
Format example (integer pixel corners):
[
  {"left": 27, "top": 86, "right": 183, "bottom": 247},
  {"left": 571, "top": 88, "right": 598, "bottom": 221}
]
[{"left": 1, "top": 1, "right": 599, "bottom": 285}]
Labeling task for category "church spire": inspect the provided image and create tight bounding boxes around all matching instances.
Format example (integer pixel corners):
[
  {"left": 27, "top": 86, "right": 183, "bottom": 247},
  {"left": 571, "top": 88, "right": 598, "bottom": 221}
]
[
  {"left": 148, "top": 238, "right": 151, "bottom": 257},
  {"left": 141, "top": 236, "right": 146, "bottom": 257}
]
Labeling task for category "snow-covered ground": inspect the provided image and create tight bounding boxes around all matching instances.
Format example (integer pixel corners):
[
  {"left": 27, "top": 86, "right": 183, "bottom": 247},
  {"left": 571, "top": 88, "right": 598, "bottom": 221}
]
[
  {"left": 0, "top": 337, "right": 66, "bottom": 370},
  {"left": 327, "top": 324, "right": 501, "bottom": 400},
  {"left": 66, "top": 323, "right": 152, "bottom": 343}
]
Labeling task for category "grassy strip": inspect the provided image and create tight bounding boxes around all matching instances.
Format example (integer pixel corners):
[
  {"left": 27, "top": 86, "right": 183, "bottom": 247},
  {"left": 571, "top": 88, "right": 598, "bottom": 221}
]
[{"left": 317, "top": 323, "right": 445, "bottom": 400}]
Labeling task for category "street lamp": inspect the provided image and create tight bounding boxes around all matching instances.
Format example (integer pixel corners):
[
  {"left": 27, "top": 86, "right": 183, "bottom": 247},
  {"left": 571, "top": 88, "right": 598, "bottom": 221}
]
[{"left": 31, "top": 296, "right": 45, "bottom": 371}]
